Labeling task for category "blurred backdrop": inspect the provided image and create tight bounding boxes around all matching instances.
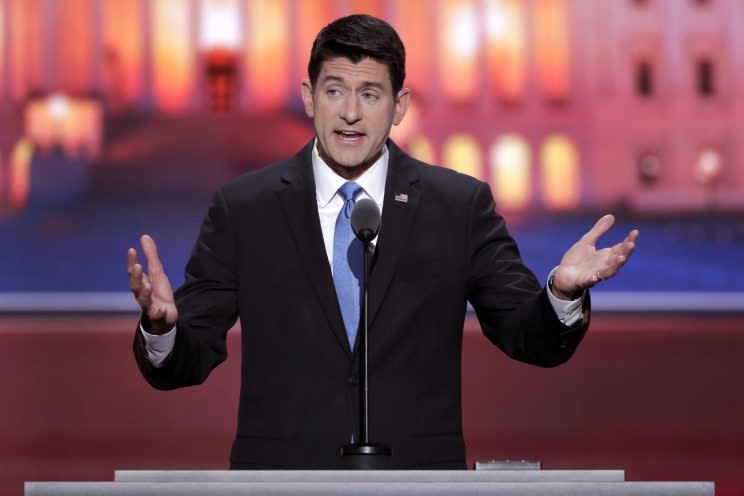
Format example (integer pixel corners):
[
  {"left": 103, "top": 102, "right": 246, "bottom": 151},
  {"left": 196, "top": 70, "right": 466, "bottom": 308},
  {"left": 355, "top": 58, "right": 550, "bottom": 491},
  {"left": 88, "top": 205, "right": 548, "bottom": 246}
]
[{"left": 0, "top": 0, "right": 743, "bottom": 495}]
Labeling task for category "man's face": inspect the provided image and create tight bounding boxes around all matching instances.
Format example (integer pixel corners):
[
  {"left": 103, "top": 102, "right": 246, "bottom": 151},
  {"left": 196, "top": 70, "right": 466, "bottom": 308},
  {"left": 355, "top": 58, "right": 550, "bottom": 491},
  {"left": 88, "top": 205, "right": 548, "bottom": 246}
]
[{"left": 301, "top": 57, "right": 409, "bottom": 177}]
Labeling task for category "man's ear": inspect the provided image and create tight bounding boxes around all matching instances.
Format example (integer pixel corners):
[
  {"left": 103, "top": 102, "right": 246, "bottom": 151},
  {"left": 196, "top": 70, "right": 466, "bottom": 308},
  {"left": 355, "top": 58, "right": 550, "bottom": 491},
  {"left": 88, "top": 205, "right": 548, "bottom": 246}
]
[
  {"left": 301, "top": 79, "right": 314, "bottom": 118},
  {"left": 392, "top": 87, "right": 411, "bottom": 126}
]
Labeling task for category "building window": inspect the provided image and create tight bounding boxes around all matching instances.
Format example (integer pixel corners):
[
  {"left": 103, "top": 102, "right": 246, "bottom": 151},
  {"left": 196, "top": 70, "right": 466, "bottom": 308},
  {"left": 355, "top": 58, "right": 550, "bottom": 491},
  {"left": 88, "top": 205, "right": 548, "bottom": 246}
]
[
  {"left": 490, "top": 134, "right": 531, "bottom": 210},
  {"left": 696, "top": 58, "right": 715, "bottom": 97},
  {"left": 540, "top": 135, "right": 580, "bottom": 210},
  {"left": 636, "top": 60, "right": 654, "bottom": 97},
  {"left": 695, "top": 148, "right": 722, "bottom": 186},
  {"left": 408, "top": 136, "right": 436, "bottom": 164},
  {"left": 442, "top": 134, "right": 484, "bottom": 179},
  {"left": 637, "top": 151, "right": 661, "bottom": 185}
]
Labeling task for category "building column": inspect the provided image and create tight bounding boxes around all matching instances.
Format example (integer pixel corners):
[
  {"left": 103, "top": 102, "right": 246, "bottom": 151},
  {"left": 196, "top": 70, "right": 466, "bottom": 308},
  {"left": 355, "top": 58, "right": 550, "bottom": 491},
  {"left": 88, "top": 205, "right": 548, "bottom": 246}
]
[
  {"left": 189, "top": 0, "right": 200, "bottom": 112},
  {"left": 429, "top": 0, "right": 443, "bottom": 118},
  {"left": 524, "top": 0, "right": 540, "bottom": 114},
  {"left": 41, "top": 0, "right": 58, "bottom": 92},
  {"left": 140, "top": 0, "right": 153, "bottom": 111},
  {"left": 477, "top": 0, "right": 493, "bottom": 117},
  {"left": 89, "top": 0, "right": 104, "bottom": 96},
  {"left": 1, "top": 0, "right": 11, "bottom": 107},
  {"left": 241, "top": 0, "right": 253, "bottom": 111},
  {"left": 284, "top": 0, "right": 305, "bottom": 109}
]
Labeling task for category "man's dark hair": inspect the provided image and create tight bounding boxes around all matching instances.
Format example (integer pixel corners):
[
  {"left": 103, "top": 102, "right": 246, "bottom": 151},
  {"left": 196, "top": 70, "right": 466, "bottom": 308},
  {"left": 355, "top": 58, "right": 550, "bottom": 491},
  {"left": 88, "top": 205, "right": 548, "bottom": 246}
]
[{"left": 308, "top": 14, "right": 406, "bottom": 96}]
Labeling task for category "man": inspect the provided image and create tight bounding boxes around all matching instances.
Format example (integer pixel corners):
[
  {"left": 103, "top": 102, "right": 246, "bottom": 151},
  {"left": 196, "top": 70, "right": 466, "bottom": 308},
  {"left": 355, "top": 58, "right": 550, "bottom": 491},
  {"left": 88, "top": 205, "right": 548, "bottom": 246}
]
[{"left": 128, "top": 15, "right": 638, "bottom": 469}]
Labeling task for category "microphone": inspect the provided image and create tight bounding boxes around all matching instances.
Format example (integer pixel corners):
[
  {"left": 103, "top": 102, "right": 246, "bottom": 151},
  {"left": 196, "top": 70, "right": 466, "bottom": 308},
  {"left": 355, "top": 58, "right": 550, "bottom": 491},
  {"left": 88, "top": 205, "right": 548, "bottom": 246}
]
[
  {"left": 340, "top": 197, "right": 391, "bottom": 468},
  {"left": 350, "top": 198, "right": 381, "bottom": 243}
]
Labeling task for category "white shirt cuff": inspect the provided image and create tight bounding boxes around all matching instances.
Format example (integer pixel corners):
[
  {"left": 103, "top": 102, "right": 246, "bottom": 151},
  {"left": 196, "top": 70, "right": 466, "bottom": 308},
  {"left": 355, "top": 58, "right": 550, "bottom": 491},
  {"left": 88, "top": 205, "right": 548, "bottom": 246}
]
[
  {"left": 546, "top": 266, "right": 585, "bottom": 327},
  {"left": 140, "top": 317, "right": 177, "bottom": 368}
]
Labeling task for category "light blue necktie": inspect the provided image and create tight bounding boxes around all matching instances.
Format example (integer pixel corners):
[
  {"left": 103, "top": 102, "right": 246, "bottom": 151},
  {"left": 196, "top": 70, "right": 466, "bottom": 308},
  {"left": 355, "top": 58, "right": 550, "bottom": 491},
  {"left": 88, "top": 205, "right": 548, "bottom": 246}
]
[{"left": 333, "top": 182, "right": 365, "bottom": 348}]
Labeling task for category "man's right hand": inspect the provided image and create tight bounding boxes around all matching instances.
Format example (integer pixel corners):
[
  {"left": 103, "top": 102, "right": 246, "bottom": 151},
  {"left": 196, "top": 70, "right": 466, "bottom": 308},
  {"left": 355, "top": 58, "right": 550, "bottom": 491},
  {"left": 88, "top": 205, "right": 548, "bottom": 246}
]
[{"left": 128, "top": 234, "right": 178, "bottom": 335}]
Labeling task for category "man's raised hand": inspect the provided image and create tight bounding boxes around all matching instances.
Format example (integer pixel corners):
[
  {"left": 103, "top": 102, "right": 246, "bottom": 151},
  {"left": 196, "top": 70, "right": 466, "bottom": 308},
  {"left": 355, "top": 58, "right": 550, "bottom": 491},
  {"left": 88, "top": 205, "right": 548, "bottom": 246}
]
[
  {"left": 551, "top": 214, "right": 639, "bottom": 300},
  {"left": 127, "top": 234, "right": 178, "bottom": 334}
]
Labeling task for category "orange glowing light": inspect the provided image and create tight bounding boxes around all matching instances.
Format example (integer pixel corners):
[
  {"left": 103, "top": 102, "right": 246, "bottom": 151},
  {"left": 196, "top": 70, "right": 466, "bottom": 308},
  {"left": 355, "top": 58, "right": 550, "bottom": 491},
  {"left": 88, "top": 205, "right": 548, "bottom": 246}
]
[
  {"left": 540, "top": 135, "right": 580, "bottom": 210},
  {"left": 408, "top": 136, "right": 436, "bottom": 164},
  {"left": 296, "top": 0, "right": 335, "bottom": 77},
  {"left": 246, "top": 0, "right": 290, "bottom": 110},
  {"left": 47, "top": 93, "right": 71, "bottom": 119},
  {"left": 152, "top": 0, "right": 193, "bottom": 113},
  {"left": 442, "top": 134, "right": 483, "bottom": 179},
  {"left": 10, "top": 0, "right": 44, "bottom": 102},
  {"left": 485, "top": 0, "right": 526, "bottom": 102},
  {"left": 200, "top": 0, "right": 241, "bottom": 50},
  {"left": 393, "top": 0, "right": 433, "bottom": 97},
  {"left": 439, "top": 0, "right": 480, "bottom": 101},
  {"left": 25, "top": 95, "right": 103, "bottom": 158},
  {"left": 534, "top": 0, "right": 570, "bottom": 102},
  {"left": 490, "top": 134, "right": 530, "bottom": 209},
  {"left": 104, "top": 0, "right": 143, "bottom": 109},
  {"left": 0, "top": 3, "right": 4, "bottom": 100},
  {"left": 9, "top": 139, "right": 33, "bottom": 211},
  {"left": 58, "top": 0, "right": 92, "bottom": 93}
]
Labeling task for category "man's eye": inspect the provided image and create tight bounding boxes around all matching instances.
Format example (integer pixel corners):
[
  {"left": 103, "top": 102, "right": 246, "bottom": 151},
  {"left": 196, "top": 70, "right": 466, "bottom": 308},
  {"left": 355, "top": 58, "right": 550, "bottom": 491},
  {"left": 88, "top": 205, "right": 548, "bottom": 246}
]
[
  {"left": 362, "top": 93, "right": 378, "bottom": 102},
  {"left": 327, "top": 89, "right": 340, "bottom": 97}
]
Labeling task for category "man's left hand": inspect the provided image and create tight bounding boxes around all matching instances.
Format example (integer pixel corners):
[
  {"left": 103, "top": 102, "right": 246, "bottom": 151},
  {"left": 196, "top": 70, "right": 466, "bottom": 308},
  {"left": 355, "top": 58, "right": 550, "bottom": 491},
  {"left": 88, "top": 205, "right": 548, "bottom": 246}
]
[{"left": 551, "top": 214, "right": 639, "bottom": 300}]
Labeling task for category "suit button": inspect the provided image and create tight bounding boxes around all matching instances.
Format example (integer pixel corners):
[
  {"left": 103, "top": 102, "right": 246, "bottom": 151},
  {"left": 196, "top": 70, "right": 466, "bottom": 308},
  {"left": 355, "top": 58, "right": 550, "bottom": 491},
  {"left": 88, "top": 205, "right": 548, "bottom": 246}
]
[{"left": 348, "top": 376, "right": 359, "bottom": 385}]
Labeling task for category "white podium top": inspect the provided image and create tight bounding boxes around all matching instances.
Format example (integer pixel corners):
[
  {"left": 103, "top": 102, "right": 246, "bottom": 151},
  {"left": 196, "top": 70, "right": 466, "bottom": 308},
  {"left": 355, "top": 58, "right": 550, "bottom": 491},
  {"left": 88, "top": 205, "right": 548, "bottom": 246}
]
[{"left": 113, "top": 469, "right": 626, "bottom": 482}]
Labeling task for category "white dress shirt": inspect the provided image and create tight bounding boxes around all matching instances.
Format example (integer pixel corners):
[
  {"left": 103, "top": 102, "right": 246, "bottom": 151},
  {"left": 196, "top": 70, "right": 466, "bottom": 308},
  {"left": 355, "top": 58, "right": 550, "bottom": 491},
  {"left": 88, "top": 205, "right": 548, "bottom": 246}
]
[{"left": 141, "top": 141, "right": 584, "bottom": 367}]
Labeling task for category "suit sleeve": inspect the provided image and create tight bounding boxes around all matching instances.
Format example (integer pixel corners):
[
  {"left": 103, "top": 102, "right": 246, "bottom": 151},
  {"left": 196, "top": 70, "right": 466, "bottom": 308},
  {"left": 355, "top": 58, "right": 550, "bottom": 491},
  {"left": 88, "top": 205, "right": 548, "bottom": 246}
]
[
  {"left": 465, "top": 181, "right": 589, "bottom": 367},
  {"left": 133, "top": 187, "right": 239, "bottom": 389}
]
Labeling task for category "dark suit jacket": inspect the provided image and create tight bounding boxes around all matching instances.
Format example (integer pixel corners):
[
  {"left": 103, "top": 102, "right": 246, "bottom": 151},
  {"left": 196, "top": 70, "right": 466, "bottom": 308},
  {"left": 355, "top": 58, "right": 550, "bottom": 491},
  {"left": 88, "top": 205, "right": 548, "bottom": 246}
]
[{"left": 133, "top": 139, "right": 589, "bottom": 469}]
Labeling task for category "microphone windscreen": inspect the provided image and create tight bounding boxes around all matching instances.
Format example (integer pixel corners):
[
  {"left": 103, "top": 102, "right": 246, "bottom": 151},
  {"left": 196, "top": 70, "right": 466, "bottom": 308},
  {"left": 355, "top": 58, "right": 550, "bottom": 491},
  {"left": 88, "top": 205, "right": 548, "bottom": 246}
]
[{"left": 351, "top": 198, "right": 381, "bottom": 243}]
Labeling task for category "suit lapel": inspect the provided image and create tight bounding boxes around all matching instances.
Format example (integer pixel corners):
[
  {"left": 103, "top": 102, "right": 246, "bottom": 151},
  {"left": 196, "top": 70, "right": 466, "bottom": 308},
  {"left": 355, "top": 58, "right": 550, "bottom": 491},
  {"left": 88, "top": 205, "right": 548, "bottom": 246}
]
[
  {"left": 277, "top": 142, "right": 352, "bottom": 357},
  {"left": 364, "top": 141, "right": 421, "bottom": 335}
]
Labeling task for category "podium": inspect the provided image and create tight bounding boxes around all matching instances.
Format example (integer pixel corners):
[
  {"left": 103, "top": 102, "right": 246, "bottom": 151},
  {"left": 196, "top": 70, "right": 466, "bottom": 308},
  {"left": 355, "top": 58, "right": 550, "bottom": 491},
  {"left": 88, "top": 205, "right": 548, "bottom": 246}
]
[
  {"left": 114, "top": 469, "right": 626, "bottom": 482},
  {"left": 25, "top": 470, "right": 714, "bottom": 496}
]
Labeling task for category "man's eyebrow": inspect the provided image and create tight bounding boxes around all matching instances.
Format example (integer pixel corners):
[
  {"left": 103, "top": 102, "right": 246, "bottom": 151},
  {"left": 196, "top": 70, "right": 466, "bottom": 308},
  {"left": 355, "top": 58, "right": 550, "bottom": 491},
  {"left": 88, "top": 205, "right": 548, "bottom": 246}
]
[
  {"left": 318, "top": 75, "right": 386, "bottom": 90},
  {"left": 359, "top": 81, "right": 386, "bottom": 90}
]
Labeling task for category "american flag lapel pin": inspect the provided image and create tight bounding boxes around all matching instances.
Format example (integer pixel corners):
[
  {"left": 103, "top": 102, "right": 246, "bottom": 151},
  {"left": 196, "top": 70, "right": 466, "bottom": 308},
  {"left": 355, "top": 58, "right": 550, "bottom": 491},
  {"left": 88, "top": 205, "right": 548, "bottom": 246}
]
[{"left": 394, "top": 193, "right": 408, "bottom": 203}]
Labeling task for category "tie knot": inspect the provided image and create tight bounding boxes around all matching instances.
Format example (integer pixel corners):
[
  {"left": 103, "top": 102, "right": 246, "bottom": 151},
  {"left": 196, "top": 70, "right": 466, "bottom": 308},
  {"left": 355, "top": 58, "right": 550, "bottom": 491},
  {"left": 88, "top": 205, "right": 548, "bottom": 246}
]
[{"left": 338, "top": 182, "right": 363, "bottom": 202}]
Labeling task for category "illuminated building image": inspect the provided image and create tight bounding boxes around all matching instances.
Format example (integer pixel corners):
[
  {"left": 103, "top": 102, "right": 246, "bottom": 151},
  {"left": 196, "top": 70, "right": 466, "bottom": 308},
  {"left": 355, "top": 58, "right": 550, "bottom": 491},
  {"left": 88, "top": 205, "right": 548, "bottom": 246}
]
[{"left": 0, "top": 0, "right": 742, "bottom": 215}]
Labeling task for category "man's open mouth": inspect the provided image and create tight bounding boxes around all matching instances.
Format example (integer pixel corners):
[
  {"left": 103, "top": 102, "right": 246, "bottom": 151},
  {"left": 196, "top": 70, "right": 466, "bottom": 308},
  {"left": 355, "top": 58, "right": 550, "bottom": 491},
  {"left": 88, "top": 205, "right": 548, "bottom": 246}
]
[{"left": 335, "top": 130, "right": 365, "bottom": 141}]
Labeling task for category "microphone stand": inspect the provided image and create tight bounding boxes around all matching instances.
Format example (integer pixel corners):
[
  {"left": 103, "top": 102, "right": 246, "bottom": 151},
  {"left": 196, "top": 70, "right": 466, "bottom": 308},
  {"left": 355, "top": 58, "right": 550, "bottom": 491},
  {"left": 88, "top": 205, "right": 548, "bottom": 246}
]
[{"left": 339, "top": 234, "right": 391, "bottom": 469}]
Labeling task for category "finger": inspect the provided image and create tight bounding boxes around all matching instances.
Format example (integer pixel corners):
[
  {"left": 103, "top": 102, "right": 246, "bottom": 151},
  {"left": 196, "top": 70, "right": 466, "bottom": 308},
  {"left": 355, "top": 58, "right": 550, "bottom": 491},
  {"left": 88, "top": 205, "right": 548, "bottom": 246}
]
[
  {"left": 137, "top": 274, "right": 153, "bottom": 309},
  {"left": 129, "top": 263, "right": 144, "bottom": 293},
  {"left": 581, "top": 214, "right": 615, "bottom": 246},
  {"left": 624, "top": 229, "right": 640, "bottom": 243},
  {"left": 130, "top": 264, "right": 152, "bottom": 304},
  {"left": 140, "top": 234, "right": 164, "bottom": 274},
  {"left": 613, "top": 228, "right": 639, "bottom": 256},
  {"left": 127, "top": 248, "right": 139, "bottom": 274},
  {"left": 610, "top": 239, "right": 636, "bottom": 258}
]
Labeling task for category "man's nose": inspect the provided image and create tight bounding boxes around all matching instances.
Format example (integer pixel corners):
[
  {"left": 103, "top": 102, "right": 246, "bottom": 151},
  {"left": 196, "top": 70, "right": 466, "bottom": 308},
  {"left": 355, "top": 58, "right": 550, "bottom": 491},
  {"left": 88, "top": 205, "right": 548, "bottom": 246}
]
[{"left": 340, "top": 94, "right": 361, "bottom": 123}]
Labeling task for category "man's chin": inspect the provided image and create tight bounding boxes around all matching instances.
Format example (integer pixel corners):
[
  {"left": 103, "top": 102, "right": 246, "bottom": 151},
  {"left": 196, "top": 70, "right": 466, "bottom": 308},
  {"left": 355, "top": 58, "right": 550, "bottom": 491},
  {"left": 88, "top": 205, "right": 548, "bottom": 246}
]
[{"left": 326, "top": 151, "right": 369, "bottom": 169}]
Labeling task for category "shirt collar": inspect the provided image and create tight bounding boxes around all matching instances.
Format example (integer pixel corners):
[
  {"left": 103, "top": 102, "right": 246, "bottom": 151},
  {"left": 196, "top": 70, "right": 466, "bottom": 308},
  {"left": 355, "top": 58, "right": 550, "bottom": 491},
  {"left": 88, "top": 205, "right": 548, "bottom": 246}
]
[{"left": 311, "top": 138, "right": 388, "bottom": 208}]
